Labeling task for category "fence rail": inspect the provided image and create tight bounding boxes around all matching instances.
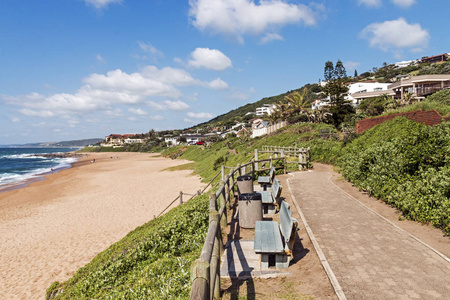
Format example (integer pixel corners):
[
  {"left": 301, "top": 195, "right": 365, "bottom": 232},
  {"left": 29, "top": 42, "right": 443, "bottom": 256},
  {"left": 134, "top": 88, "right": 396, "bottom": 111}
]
[{"left": 260, "top": 145, "right": 311, "bottom": 170}]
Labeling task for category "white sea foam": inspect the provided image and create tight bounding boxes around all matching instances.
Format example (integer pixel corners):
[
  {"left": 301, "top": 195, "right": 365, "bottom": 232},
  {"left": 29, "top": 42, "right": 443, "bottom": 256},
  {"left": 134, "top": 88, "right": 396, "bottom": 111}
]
[{"left": 0, "top": 156, "right": 78, "bottom": 189}]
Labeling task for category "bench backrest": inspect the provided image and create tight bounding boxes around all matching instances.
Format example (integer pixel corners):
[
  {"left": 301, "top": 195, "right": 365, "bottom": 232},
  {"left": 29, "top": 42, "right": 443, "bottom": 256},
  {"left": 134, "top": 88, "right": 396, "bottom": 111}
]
[
  {"left": 269, "top": 167, "right": 276, "bottom": 182},
  {"left": 272, "top": 178, "right": 282, "bottom": 201},
  {"left": 279, "top": 201, "right": 298, "bottom": 251}
]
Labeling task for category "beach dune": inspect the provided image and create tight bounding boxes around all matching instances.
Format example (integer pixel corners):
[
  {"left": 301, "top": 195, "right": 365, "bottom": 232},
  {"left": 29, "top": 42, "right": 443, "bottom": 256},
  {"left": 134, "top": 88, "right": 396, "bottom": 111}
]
[{"left": 0, "top": 152, "right": 204, "bottom": 300}]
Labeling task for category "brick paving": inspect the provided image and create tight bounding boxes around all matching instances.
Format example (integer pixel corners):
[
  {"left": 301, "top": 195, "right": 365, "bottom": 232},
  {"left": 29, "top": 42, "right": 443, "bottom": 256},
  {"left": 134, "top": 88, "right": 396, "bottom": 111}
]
[{"left": 288, "top": 169, "right": 450, "bottom": 300}]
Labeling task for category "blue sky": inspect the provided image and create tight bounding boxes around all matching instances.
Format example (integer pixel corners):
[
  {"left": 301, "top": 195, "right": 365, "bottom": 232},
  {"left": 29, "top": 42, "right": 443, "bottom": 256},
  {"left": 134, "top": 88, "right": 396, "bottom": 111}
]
[{"left": 1, "top": 0, "right": 448, "bottom": 144}]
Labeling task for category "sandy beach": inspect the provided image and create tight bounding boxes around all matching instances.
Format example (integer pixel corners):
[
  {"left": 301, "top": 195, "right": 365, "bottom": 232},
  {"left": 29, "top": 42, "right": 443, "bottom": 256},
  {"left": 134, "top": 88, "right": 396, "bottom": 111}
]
[{"left": 0, "top": 152, "right": 204, "bottom": 300}]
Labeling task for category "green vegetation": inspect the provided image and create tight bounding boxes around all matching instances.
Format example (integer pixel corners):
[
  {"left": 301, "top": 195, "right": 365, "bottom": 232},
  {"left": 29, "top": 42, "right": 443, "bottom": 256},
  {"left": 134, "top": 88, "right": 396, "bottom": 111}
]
[
  {"left": 336, "top": 118, "right": 450, "bottom": 234},
  {"left": 46, "top": 194, "right": 209, "bottom": 299}
]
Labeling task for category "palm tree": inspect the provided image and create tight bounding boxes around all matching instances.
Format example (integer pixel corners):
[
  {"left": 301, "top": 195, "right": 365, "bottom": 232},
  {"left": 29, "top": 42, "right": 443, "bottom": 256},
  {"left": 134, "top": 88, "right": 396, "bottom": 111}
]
[
  {"left": 284, "top": 88, "right": 310, "bottom": 117},
  {"left": 262, "top": 107, "right": 282, "bottom": 125}
]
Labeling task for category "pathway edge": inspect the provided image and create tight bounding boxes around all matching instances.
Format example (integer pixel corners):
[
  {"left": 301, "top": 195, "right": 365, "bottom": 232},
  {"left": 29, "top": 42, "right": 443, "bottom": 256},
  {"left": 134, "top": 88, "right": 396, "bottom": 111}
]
[{"left": 287, "top": 173, "right": 347, "bottom": 300}]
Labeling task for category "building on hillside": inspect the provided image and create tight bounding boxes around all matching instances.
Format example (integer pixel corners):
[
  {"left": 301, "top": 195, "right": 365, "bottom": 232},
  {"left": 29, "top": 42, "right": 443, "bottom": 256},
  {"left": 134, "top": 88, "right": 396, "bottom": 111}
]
[
  {"left": 311, "top": 98, "right": 330, "bottom": 110},
  {"left": 395, "top": 60, "right": 419, "bottom": 68},
  {"left": 352, "top": 74, "right": 450, "bottom": 103},
  {"left": 164, "top": 136, "right": 180, "bottom": 146},
  {"left": 180, "top": 134, "right": 207, "bottom": 145},
  {"left": 256, "top": 104, "right": 276, "bottom": 116},
  {"left": 102, "top": 134, "right": 145, "bottom": 147},
  {"left": 346, "top": 82, "right": 391, "bottom": 106},
  {"left": 421, "top": 53, "right": 449, "bottom": 64}
]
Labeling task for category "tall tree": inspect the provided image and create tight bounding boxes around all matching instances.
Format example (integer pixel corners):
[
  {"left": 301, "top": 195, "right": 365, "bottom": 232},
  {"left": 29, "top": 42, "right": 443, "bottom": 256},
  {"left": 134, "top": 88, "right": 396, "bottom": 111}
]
[{"left": 322, "top": 60, "right": 354, "bottom": 128}]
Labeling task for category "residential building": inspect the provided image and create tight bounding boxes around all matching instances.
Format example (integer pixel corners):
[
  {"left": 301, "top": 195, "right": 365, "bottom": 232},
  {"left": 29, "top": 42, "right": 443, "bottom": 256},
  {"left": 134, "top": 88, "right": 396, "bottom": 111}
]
[
  {"left": 102, "top": 134, "right": 145, "bottom": 147},
  {"left": 164, "top": 136, "right": 180, "bottom": 146},
  {"left": 180, "top": 134, "right": 207, "bottom": 145},
  {"left": 255, "top": 104, "right": 276, "bottom": 116},
  {"left": 346, "top": 82, "right": 391, "bottom": 106},
  {"left": 311, "top": 98, "right": 330, "bottom": 110},
  {"left": 394, "top": 60, "right": 418, "bottom": 68},
  {"left": 352, "top": 74, "right": 450, "bottom": 103},
  {"left": 421, "top": 53, "right": 449, "bottom": 64}
]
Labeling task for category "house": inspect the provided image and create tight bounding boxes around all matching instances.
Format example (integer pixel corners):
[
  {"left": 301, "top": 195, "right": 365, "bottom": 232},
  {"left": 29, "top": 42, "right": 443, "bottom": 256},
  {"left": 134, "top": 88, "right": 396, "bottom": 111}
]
[
  {"left": 256, "top": 104, "right": 276, "bottom": 116},
  {"left": 347, "top": 82, "right": 391, "bottom": 106},
  {"left": 421, "top": 53, "right": 449, "bottom": 64},
  {"left": 352, "top": 74, "right": 450, "bottom": 103},
  {"left": 311, "top": 98, "right": 330, "bottom": 110},
  {"left": 252, "top": 119, "right": 270, "bottom": 129},
  {"left": 164, "top": 136, "right": 180, "bottom": 146},
  {"left": 395, "top": 60, "right": 418, "bottom": 68},
  {"left": 102, "top": 134, "right": 145, "bottom": 147},
  {"left": 180, "top": 134, "right": 207, "bottom": 145}
]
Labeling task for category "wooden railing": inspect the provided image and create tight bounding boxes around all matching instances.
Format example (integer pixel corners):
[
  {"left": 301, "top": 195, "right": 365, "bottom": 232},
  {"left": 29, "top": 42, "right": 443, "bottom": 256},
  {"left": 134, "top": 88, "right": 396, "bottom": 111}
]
[
  {"left": 189, "top": 156, "right": 286, "bottom": 300},
  {"left": 260, "top": 145, "right": 311, "bottom": 170}
]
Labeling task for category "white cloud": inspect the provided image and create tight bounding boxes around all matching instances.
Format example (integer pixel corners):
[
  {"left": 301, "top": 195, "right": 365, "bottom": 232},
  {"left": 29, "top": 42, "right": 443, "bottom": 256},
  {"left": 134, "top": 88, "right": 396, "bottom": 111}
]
[
  {"left": 137, "top": 41, "right": 164, "bottom": 59},
  {"left": 358, "top": 0, "right": 382, "bottom": 7},
  {"left": 186, "top": 112, "right": 215, "bottom": 119},
  {"left": 260, "top": 33, "right": 284, "bottom": 44},
  {"left": 1, "top": 65, "right": 224, "bottom": 119},
  {"left": 344, "top": 61, "right": 361, "bottom": 71},
  {"left": 96, "top": 54, "right": 106, "bottom": 64},
  {"left": 360, "top": 18, "right": 429, "bottom": 52},
  {"left": 189, "top": 0, "right": 319, "bottom": 41},
  {"left": 149, "top": 115, "right": 165, "bottom": 121},
  {"left": 188, "top": 48, "right": 232, "bottom": 71},
  {"left": 208, "top": 78, "right": 228, "bottom": 90},
  {"left": 184, "top": 118, "right": 194, "bottom": 123},
  {"left": 148, "top": 100, "right": 190, "bottom": 111},
  {"left": 129, "top": 108, "right": 148, "bottom": 115},
  {"left": 390, "top": 0, "right": 416, "bottom": 8},
  {"left": 10, "top": 117, "right": 20, "bottom": 123},
  {"left": 84, "top": 0, "right": 122, "bottom": 9}
]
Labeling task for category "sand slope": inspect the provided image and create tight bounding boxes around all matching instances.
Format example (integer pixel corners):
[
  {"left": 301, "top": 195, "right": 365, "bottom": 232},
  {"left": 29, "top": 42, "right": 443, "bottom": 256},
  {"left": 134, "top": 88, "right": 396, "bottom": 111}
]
[{"left": 0, "top": 153, "right": 204, "bottom": 300}]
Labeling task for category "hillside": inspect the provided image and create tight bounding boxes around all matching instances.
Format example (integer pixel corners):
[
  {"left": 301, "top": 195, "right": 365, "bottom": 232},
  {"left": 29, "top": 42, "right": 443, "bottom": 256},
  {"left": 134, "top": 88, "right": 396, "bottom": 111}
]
[{"left": 23, "top": 138, "right": 103, "bottom": 148}]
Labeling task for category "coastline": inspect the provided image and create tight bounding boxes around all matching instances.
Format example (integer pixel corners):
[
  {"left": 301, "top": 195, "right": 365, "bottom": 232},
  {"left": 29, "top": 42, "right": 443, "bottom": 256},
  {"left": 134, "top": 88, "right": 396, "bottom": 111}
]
[
  {"left": 0, "top": 152, "right": 204, "bottom": 299},
  {"left": 0, "top": 152, "right": 87, "bottom": 194}
]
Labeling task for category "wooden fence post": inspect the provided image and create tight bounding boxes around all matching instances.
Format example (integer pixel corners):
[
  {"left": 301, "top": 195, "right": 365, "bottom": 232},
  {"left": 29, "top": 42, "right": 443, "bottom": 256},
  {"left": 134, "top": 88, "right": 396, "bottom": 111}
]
[
  {"left": 190, "top": 259, "right": 210, "bottom": 300},
  {"left": 254, "top": 149, "right": 258, "bottom": 171},
  {"left": 180, "top": 191, "right": 183, "bottom": 205},
  {"left": 299, "top": 152, "right": 303, "bottom": 171},
  {"left": 221, "top": 165, "right": 225, "bottom": 182},
  {"left": 209, "top": 210, "right": 220, "bottom": 300}
]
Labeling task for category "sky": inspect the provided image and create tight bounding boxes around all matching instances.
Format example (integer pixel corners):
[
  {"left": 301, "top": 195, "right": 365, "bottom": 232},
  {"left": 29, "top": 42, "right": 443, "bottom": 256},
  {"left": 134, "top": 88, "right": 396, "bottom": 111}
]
[{"left": 1, "top": 0, "right": 449, "bottom": 144}]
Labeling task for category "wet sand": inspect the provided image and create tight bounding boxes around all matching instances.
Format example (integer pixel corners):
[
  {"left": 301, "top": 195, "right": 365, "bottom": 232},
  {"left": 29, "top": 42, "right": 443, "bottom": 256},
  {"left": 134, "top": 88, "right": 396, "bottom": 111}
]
[{"left": 0, "top": 152, "right": 204, "bottom": 299}]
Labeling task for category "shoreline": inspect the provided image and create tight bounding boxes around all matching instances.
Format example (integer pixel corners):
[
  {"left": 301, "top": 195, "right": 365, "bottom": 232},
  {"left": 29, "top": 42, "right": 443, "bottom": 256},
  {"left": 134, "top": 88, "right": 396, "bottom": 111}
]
[
  {"left": 0, "top": 152, "right": 204, "bottom": 299},
  {"left": 0, "top": 152, "right": 89, "bottom": 194}
]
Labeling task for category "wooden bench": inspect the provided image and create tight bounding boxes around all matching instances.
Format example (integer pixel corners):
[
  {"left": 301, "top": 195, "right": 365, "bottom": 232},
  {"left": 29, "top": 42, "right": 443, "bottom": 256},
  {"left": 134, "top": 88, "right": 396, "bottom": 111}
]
[
  {"left": 258, "top": 167, "right": 276, "bottom": 191},
  {"left": 260, "top": 178, "right": 281, "bottom": 214},
  {"left": 254, "top": 201, "right": 298, "bottom": 269}
]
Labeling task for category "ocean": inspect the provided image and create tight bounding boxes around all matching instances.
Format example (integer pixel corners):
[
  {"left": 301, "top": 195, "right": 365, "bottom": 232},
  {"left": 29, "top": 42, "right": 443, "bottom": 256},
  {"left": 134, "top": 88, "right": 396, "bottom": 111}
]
[{"left": 0, "top": 147, "right": 79, "bottom": 192}]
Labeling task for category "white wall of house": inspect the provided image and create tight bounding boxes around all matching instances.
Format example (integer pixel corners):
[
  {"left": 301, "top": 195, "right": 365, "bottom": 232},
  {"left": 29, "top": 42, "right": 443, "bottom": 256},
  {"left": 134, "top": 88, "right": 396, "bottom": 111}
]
[
  {"left": 255, "top": 104, "right": 276, "bottom": 116},
  {"left": 346, "top": 82, "right": 390, "bottom": 105}
]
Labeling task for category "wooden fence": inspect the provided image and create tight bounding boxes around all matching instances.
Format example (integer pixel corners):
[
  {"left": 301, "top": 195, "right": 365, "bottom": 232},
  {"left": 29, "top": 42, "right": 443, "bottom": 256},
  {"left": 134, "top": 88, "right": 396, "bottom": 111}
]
[{"left": 260, "top": 145, "right": 311, "bottom": 170}]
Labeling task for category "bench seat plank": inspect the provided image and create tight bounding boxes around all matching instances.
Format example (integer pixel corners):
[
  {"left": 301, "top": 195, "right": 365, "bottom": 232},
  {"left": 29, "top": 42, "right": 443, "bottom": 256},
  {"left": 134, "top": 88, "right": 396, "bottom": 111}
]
[
  {"left": 254, "top": 221, "right": 284, "bottom": 253},
  {"left": 257, "top": 176, "right": 271, "bottom": 184},
  {"left": 260, "top": 191, "right": 275, "bottom": 204}
]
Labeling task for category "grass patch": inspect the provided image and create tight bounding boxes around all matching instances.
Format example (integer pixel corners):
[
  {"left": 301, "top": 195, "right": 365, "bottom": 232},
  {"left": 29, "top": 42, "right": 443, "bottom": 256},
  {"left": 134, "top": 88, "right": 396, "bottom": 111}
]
[
  {"left": 47, "top": 193, "right": 209, "bottom": 299},
  {"left": 162, "top": 162, "right": 196, "bottom": 172}
]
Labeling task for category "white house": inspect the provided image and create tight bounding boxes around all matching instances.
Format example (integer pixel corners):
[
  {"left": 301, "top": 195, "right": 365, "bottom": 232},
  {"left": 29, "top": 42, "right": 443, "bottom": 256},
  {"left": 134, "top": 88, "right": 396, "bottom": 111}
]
[
  {"left": 255, "top": 104, "right": 276, "bottom": 116},
  {"left": 395, "top": 60, "right": 418, "bottom": 68},
  {"left": 346, "top": 82, "right": 391, "bottom": 106},
  {"left": 164, "top": 136, "right": 180, "bottom": 146}
]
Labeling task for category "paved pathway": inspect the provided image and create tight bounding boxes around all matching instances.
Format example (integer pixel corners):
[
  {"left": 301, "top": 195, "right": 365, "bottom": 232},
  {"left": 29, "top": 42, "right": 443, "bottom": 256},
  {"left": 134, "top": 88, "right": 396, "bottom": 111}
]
[{"left": 287, "top": 168, "right": 450, "bottom": 300}]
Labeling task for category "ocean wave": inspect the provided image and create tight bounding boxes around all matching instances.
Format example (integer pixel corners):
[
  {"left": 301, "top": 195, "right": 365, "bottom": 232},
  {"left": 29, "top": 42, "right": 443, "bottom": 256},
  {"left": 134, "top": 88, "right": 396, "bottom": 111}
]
[{"left": 0, "top": 156, "right": 78, "bottom": 189}]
